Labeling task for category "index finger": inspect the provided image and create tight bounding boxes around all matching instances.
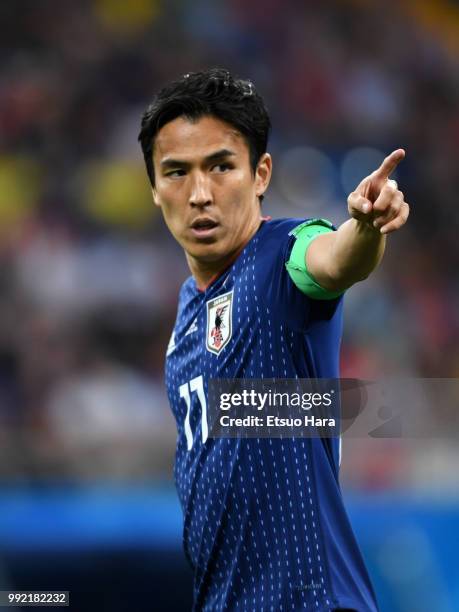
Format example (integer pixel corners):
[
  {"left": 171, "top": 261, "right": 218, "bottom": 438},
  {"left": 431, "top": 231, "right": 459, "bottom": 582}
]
[{"left": 374, "top": 149, "right": 406, "bottom": 180}]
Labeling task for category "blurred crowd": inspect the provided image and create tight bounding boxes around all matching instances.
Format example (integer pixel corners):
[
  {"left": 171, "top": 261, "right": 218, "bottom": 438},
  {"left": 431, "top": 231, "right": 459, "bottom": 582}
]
[{"left": 0, "top": 0, "right": 458, "bottom": 488}]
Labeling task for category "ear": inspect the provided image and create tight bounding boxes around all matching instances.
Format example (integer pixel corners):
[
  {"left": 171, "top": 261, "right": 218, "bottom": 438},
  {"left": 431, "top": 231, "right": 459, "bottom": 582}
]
[
  {"left": 255, "top": 153, "right": 272, "bottom": 198},
  {"left": 151, "top": 187, "right": 160, "bottom": 207}
]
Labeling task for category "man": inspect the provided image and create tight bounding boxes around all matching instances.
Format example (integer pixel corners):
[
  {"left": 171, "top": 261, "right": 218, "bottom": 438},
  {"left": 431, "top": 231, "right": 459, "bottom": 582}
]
[{"left": 138, "top": 68, "right": 409, "bottom": 611}]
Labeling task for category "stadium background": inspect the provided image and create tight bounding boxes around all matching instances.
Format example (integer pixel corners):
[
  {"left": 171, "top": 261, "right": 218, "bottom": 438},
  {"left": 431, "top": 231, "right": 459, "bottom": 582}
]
[{"left": 1, "top": 0, "right": 458, "bottom": 610}]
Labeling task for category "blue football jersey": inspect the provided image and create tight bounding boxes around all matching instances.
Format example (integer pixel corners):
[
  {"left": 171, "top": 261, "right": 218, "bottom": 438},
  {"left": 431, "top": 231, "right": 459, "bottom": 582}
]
[{"left": 165, "top": 218, "right": 378, "bottom": 611}]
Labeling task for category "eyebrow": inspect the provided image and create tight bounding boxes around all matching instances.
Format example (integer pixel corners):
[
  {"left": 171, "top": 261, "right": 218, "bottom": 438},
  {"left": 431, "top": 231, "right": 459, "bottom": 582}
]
[{"left": 160, "top": 148, "right": 236, "bottom": 169}]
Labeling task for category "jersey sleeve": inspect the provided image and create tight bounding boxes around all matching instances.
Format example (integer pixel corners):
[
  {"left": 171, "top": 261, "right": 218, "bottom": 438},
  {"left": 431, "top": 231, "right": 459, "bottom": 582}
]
[
  {"left": 285, "top": 219, "right": 344, "bottom": 300},
  {"left": 256, "top": 218, "right": 343, "bottom": 334}
]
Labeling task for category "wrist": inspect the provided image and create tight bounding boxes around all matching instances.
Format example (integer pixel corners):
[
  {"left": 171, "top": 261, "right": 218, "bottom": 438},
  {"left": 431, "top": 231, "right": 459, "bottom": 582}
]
[{"left": 352, "top": 217, "right": 385, "bottom": 240}]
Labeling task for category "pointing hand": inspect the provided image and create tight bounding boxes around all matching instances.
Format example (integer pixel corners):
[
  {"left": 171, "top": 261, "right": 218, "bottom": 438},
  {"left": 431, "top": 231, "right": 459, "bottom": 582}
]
[{"left": 347, "top": 149, "right": 410, "bottom": 234}]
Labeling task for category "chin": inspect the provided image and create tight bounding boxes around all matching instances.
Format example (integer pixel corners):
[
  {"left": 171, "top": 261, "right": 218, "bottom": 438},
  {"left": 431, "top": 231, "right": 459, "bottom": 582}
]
[
  {"left": 192, "top": 247, "right": 226, "bottom": 263},
  {"left": 186, "top": 241, "right": 229, "bottom": 263}
]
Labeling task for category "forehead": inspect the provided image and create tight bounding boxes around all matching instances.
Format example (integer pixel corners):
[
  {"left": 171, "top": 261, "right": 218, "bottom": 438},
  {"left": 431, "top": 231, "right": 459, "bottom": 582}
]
[{"left": 153, "top": 115, "right": 249, "bottom": 162}]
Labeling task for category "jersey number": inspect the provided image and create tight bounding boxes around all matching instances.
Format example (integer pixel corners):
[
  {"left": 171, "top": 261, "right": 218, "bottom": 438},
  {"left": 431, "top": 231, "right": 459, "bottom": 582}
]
[{"left": 179, "top": 375, "right": 208, "bottom": 450}]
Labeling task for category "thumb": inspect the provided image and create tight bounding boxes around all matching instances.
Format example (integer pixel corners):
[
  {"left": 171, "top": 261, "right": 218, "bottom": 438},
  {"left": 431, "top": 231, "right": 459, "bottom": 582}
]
[{"left": 348, "top": 192, "right": 373, "bottom": 219}]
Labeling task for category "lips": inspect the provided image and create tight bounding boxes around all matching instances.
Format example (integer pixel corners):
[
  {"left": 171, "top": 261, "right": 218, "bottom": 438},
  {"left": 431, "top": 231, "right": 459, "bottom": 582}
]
[
  {"left": 191, "top": 217, "right": 219, "bottom": 230},
  {"left": 190, "top": 217, "right": 220, "bottom": 239}
]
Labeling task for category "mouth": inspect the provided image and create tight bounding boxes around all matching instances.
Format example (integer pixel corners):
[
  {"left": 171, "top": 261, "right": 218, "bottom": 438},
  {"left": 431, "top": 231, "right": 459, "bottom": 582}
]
[{"left": 190, "top": 218, "right": 220, "bottom": 239}]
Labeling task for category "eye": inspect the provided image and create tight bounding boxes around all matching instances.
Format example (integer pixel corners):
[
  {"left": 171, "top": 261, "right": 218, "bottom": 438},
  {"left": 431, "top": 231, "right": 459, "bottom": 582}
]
[
  {"left": 165, "top": 169, "right": 186, "bottom": 178},
  {"left": 212, "top": 163, "right": 232, "bottom": 173}
]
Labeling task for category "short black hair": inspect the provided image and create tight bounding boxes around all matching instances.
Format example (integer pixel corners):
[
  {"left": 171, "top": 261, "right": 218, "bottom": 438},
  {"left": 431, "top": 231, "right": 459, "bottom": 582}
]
[{"left": 138, "top": 68, "right": 271, "bottom": 188}]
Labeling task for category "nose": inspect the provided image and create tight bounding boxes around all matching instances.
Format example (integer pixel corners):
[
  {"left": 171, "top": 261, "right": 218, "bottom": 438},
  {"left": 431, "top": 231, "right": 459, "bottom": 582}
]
[{"left": 189, "top": 172, "right": 212, "bottom": 208}]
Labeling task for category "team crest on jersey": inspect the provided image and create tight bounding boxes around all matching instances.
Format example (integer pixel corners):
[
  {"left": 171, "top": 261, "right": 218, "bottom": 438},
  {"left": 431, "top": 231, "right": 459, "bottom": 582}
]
[{"left": 206, "top": 290, "right": 233, "bottom": 355}]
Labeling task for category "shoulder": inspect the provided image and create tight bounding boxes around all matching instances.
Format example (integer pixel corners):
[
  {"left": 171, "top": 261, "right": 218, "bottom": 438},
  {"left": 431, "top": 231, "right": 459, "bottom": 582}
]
[
  {"left": 176, "top": 275, "right": 197, "bottom": 308},
  {"left": 254, "top": 217, "right": 308, "bottom": 257},
  {"left": 260, "top": 217, "right": 309, "bottom": 237},
  {"left": 255, "top": 217, "right": 327, "bottom": 264},
  {"left": 179, "top": 275, "right": 196, "bottom": 295}
]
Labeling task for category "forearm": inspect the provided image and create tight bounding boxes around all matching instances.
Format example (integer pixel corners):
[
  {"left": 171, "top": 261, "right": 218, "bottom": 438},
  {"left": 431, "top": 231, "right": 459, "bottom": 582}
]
[
  {"left": 307, "top": 219, "right": 386, "bottom": 292},
  {"left": 332, "top": 218, "right": 386, "bottom": 285}
]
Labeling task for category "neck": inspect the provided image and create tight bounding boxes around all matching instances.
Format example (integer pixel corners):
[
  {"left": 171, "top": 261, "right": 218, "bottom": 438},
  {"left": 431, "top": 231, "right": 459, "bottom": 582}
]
[{"left": 186, "top": 249, "right": 241, "bottom": 292}]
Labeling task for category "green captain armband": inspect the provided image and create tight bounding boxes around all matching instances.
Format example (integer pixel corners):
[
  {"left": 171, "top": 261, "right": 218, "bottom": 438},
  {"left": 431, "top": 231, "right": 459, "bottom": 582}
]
[{"left": 285, "top": 218, "right": 344, "bottom": 300}]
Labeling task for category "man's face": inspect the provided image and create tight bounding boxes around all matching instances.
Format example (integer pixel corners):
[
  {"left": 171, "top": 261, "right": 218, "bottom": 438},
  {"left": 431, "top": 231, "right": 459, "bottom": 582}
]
[{"left": 152, "top": 115, "right": 271, "bottom": 269}]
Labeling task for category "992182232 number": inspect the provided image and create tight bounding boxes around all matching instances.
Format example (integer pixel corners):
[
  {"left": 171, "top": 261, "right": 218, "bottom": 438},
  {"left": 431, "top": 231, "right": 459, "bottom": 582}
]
[{"left": 0, "top": 591, "right": 69, "bottom": 606}]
